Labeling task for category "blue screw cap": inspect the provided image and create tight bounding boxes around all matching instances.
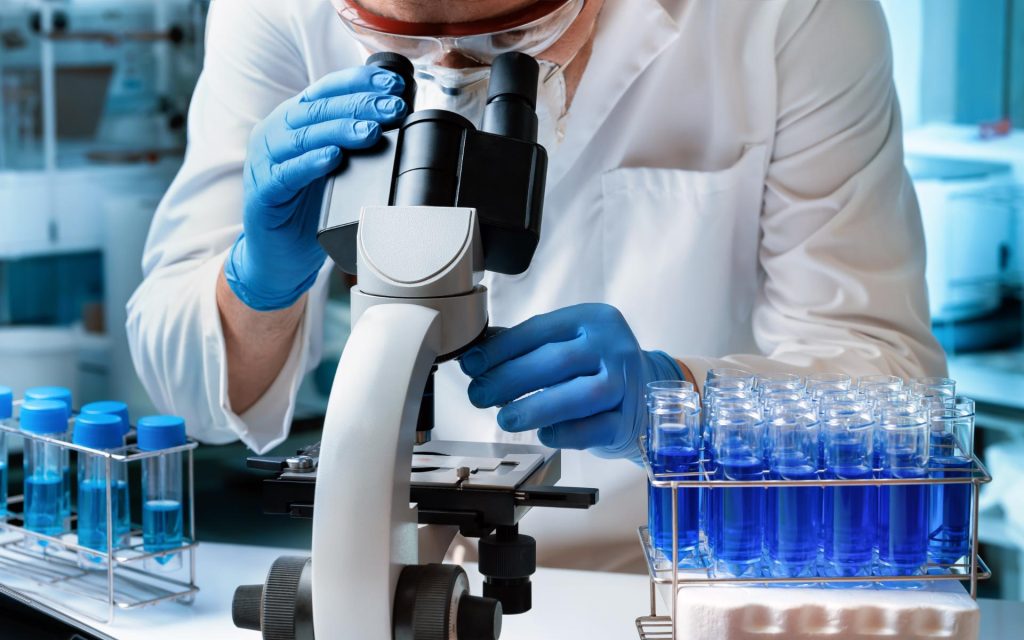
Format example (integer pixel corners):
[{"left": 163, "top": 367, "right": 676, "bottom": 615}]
[
  {"left": 137, "top": 415, "right": 187, "bottom": 451},
  {"left": 24, "top": 386, "right": 73, "bottom": 416},
  {"left": 0, "top": 386, "right": 12, "bottom": 420},
  {"left": 73, "top": 413, "right": 124, "bottom": 450},
  {"left": 81, "top": 401, "right": 130, "bottom": 437},
  {"left": 20, "top": 399, "right": 70, "bottom": 435}
]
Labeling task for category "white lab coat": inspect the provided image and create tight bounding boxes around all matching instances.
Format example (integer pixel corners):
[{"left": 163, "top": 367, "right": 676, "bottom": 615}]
[{"left": 127, "top": 0, "right": 946, "bottom": 572}]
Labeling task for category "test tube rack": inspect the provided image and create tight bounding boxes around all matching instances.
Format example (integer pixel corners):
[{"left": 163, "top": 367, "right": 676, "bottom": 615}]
[
  {"left": 633, "top": 437, "right": 992, "bottom": 640},
  {"left": 0, "top": 408, "right": 198, "bottom": 625}
]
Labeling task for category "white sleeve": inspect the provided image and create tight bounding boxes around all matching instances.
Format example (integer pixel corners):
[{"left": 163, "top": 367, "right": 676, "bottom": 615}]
[
  {"left": 681, "top": 0, "right": 946, "bottom": 390},
  {"left": 126, "top": 0, "right": 328, "bottom": 453}
]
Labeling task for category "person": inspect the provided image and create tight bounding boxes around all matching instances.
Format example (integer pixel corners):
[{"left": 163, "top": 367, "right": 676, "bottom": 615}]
[{"left": 127, "top": 0, "right": 946, "bottom": 572}]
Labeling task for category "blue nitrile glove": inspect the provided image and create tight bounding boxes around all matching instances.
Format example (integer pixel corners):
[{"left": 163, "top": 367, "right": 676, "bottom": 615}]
[
  {"left": 225, "top": 66, "right": 408, "bottom": 311},
  {"left": 460, "top": 303, "right": 685, "bottom": 460}
]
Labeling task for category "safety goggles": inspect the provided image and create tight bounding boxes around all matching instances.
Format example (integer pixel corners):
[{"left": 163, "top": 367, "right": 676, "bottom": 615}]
[{"left": 333, "top": 0, "right": 585, "bottom": 66}]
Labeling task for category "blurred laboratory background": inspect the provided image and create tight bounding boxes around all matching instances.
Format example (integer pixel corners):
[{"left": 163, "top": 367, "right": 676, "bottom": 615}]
[{"left": 0, "top": 0, "right": 1022, "bottom": 602}]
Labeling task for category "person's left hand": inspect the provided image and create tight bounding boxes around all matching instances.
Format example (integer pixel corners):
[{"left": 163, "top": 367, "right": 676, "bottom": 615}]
[{"left": 459, "top": 303, "right": 684, "bottom": 459}]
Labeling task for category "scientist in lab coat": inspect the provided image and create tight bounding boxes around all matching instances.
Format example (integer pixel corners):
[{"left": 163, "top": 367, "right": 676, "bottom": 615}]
[{"left": 127, "top": 0, "right": 946, "bottom": 572}]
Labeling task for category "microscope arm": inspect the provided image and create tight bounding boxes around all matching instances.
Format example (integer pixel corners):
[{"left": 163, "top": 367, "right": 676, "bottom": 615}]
[{"left": 311, "top": 303, "right": 441, "bottom": 638}]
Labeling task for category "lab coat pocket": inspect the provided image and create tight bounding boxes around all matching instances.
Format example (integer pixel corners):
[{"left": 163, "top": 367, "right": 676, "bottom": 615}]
[{"left": 600, "top": 144, "right": 768, "bottom": 357}]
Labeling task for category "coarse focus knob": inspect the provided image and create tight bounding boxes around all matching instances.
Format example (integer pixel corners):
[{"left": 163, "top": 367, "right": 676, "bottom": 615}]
[{"left": 457, "top": 594, "right": 502, "bottom": 640}]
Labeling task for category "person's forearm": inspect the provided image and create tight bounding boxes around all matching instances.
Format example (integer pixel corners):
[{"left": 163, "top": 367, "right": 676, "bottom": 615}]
[{"left": 216, "top": 268, "right": 306, "bottom": 413}]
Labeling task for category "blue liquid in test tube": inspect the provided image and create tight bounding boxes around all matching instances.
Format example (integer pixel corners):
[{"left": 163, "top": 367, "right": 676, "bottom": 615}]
[
  {"left": 710, "top": 406, "right": 764, "bottom": 577},
  {"left": 928, "top": 407, "right": 974, "bottom": 565},
  {"left": 1, "top": 386, "right": 11, "bottom": 519},
  {"left": 876, "top": 404, "right": 929, "bottom": 581},
  {"left": 20, "top": 400, "right": 72, "bottom": 547},
  {"left": 138, "top": 415, "right": 188, "bottom": 570},
  {"left": 646, "top": 382, "right": 700, "bottom": 564},
  {"left": 765, "top": 402, "right": 821, "bottom": 580},
  {"left": 822, "top": 403, "right": 875, "bottom": 583},
  {"left": 74, "top": 413, "right": 131, "bottom": 567}
]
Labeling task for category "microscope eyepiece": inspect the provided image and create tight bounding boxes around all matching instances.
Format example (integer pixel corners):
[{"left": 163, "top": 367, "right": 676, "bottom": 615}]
[
  {"left": 482, "top": 52, "right": 540, "bottom": 143},
  {"left": 366, "top": 51, "right": 417, "bottom": 126}
]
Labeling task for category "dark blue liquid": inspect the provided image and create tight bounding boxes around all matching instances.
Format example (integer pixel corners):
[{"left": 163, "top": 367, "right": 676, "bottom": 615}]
[
  {"left": 24, "top": 474, "right": 65, "bottom": 537},
  {"left": 78, "top": 479, "right": 131, "bottom": 554},
  {"left": 928, "top": 450, "right": 972, "bottom": 565},
  {"left": 0, "top": 462, "right": 7, "bottom": 518},
  {"left": 766, "top": 461, "right": 821, "bottom": 577},
  {"left": 650, "top": 446, "right": 699, "bottom": 559},
  {"left": 823, "top": 464, "right": 875, "bottom": 578},
  {"left": 877, "top": 463, "right": 928, "bottom": 576},
  {"left": 143, "top": 500, "right": 183, "bottom": 564},
  {"left": 711, "top": 454, "right": 764, "bottom": 576}
]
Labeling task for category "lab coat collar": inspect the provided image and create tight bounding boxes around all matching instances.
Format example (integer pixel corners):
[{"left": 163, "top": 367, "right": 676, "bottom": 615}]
[{"left": 548, "top": 0, "right": 681, "bottom": 188}]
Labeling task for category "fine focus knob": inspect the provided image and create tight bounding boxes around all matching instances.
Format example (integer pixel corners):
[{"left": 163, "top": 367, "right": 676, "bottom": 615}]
[
  {"left": 232, "top": 555, "right": 314, "bottom": 640},
  {"left": 232, "top": 584, "right": 264, "bottom": 631},
  {"left": 394, "top": 563, "right": 502, "bottom": 640},
  {"left": 478, "top": 526, "right": 536, "bottom": 615},
  {"left": 457, "top": 594, "right": 502, "bottom": 640}
]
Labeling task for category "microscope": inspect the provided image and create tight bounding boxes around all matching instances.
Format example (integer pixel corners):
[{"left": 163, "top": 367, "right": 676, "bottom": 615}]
[{"left": 231, "top": 52, "right": 599, "bottom": 640}]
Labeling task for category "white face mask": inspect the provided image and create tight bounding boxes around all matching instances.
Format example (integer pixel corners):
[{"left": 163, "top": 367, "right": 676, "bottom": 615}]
[{"left": 413, "top": 61, "right": 569, "bottom": 153}]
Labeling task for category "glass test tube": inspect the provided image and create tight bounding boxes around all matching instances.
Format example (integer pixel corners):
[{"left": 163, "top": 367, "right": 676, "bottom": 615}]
[
  {"left": 645, "top": 380, "right": 695, "bottom": 553},
  {"left": 647, "top": 385, "right": 700, "bottom": 563},
  {"left": 805, "top": 372, "right": 853, "bottom": 390},
  {"left": 701, "top": 389, "right": 756, "bottom": 544},
  {"left": 876, "top": 404, "right": 929, "bottom": 579},
  {"left": 710, "top": 406, "right": 765, "bottom": 577},
  {"left": 138, "top": 416, "right": 187, "bottom": 571},
  {"left": 821, "top": 402, "right": 875, "bottom": 582},
  {"left": 765, "top": 401, "right": 821, "bottom": 579},
  {"left": 928, "top": 406, "right": 974, "bottom": 565},
  {"left": 20, "top": 400, "right": 72, "bottom": 548},
  {"left": 24, "top": 386, "right": 73, "bottom": 521},
  {"left": 0, "top": 387, "right": 11, "bottom": 520},
  {"left": 74, "top": 414, "right": 131, "bottom": 568}
]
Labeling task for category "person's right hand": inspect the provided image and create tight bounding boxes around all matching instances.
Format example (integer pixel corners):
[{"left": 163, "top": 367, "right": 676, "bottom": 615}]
[{"left": 225, "top": 66, "right": 407, "bottom": 311}]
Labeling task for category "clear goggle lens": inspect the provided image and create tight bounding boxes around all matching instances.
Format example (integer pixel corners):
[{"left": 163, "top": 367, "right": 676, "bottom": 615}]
[{"left": 333, "top": 0, "right": 584, "bottom": 66}]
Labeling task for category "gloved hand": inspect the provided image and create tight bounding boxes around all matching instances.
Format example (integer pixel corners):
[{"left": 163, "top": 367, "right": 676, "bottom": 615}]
[
  {"left": 460, "top": 303, "right": 685, "bottom": 459},
  {"left": 225, "top": 66, "right": 408, "bottom": 311}
]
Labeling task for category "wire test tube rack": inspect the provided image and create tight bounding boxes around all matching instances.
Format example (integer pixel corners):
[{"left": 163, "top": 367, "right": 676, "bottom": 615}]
[
  {"left": 0, "top": 404, "right": 199, "bottom": 625},
  {"left": 634, "top": 436, "right": 992, "bottom": 640}
]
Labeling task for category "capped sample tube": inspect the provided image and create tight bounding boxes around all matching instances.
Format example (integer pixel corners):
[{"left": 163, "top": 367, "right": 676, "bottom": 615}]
[
  {"left": 20, "top": 400, "right": 72, "bottom": 548},
  {"left": 73, "top": 413, "right": 131, "bottom": 569},
  {"left": 138, "top": 416, "right": 187, "bottom": 571}
]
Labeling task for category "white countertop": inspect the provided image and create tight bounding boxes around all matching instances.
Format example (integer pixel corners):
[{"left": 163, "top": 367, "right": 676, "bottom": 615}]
[{"left": 19, "top": 541, "right": 1024, "bottom": 640}]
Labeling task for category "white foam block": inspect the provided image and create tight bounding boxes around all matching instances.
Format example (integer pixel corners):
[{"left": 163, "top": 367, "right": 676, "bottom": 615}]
[{"left": 662, "top": 581, "right": 979, "bottom": 640}]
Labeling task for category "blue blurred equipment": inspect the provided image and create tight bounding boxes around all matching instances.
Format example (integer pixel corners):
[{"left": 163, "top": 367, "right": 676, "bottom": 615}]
[
  {"left": 225, "top": 66, "right": 408, "bottom": 310},
  {"left": 460, "top": 303, "right": 684, "bottom": 459}
]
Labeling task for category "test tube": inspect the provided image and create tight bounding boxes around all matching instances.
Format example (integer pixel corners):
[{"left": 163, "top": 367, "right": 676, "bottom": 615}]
[
  {"left": 23, "top": 386, "right": 72, "bottom": 521},
  {"left": 927, "top": 406, "right": 974, "bottom": 565},
  {"left": 754, "top": 372, "right": 803, "bottom": 395},
  {"left": 910, "top": 377, "right": 956, "bottom": 409},
  {"left": 80, "top": 401, "right": 131, "bottom": 442},
  {"left": 73, "top": 414, "right": 131, "bottom": 568},
  {"left": 138, "top": 415, "right": 187, "bottom": 571},
  {"left": 0, "top": 387, "right": 11, "bottom": 520},
  {"left": 709, "top": 405, "right": 765, "bottom": 577},
  {"left": 858, "top": 375, "right": 903, "bottom": 392},
  {"left": 765, "top": 401, "right": 821, "bottom": 579},
  {"left": 706, "top": 368, "right": 756, "bottom": 386},
  {"left": 876, "top": 404, "right": 929, "bottom": 580},
  {"left": 805, "top": 372, "right": 853, "bottom": 391},
  {"left": 647, "top": 385, "right": 700, "bottom": 564},
  {"left": 701, "top": 389, "right": 756, "bottom": 544},
  {"left": 20, "top": 400, "right": 72, "bottom": 548},
  {"left": 821, "top": 401, "right": 875, "bottom": 583},
  {"left": 645, "top": 380, "right": 695, "bottom": 551}
]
